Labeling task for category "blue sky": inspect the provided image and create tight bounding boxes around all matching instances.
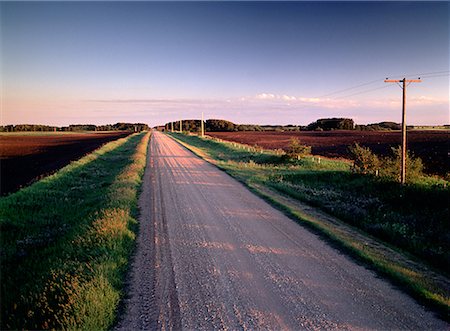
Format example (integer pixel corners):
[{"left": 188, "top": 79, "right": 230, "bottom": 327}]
[{"left": 1, "top": 1, "right": 448, "bottom": 126}]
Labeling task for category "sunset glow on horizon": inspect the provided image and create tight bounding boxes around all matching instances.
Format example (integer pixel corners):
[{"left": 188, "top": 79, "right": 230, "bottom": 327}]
[{"left": 1, "top": 2, "right": 448, "bottom": 127}]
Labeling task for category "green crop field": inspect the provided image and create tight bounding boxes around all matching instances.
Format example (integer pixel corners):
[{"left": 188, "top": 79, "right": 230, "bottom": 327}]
[
  {"left": 0, "top": 132, "right": 150, "bottom": 330},
  {"left": 169, "top": 132, "right": 450, "bottom": 318}
]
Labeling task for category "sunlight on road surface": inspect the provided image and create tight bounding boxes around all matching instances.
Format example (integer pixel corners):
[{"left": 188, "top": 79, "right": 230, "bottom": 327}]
[
  {"left": 244, "top": 244, "right": 308, "bottom": 258},
  {"left": 248, "top": 308, "right": 290, "bottom": 330}
]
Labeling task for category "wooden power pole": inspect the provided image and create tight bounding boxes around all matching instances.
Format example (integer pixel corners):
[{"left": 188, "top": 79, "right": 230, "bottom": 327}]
[
  {"left": 171, "top": 122, "right": 174, "bottom": 132},
  {"left": 201, "top": 112, "right": 205, "bottom": 137},
  {"left": 384, "top": 78, "right": 421, "bottom": 184},
  {"left": 179, "top": 119, "right": 182, "bottom": 133}
]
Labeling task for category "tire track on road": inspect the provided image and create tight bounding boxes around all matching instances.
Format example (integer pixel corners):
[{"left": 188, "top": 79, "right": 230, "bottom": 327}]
[{"left": 115, "top": 134, "right": 181, "bottom": 331}]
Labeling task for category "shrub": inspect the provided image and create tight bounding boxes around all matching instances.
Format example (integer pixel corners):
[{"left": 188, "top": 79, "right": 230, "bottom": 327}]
[
  {"left": 380, "top": 146, "right": 424, "bottom": 182},
  {"left": 350, "top": 144, "right": 424, "bottom": 183},
  {"left": 286, "top": 138, "right": 311, "bottom": 159},
  {"left": 349, "top": 143, "right": 380, "bottom": 175}
]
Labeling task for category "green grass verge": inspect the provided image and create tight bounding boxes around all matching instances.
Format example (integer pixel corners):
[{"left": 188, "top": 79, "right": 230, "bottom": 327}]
[
  {"left": 0, "top": 131, "right": 150, "bottom": 330},
  {"left": 168, "top": 132, "right": 450, "bottom": 320}
]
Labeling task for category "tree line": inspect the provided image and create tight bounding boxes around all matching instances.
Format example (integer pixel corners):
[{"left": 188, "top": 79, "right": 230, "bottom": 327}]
[
  {"left": 164, "top": 118, "right": 403, "bottom": 132},
  {"left": 164, "top": 119, "right": 306, "bottom": 132},
  {"left": 0, "top": 123, "right": 149, "bottom": 132}
]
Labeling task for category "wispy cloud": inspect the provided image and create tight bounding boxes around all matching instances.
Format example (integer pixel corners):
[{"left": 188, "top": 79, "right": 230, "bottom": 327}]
[
  {"left": 85, "top": 92, "right": 448, "bottom": 115},
  {"left": 254, "top": 93, "right": 318, "bottom": 103},
  {"left": 410, "top": 95, "right": 447, "bottom": 105},
  {"left": 248, "top": 93, "right": 359, "bottom": 109},
  {"left": 77, "top": 91, "right": 448, "bottom": 126},
  {"left": 86, "top": 98, "right": 225, "bottom": 105}
]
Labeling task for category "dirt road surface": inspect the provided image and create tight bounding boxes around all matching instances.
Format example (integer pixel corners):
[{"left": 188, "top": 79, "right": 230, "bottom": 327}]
[{"left": 116, "top": 131, "right": 447, "bottom": 330}]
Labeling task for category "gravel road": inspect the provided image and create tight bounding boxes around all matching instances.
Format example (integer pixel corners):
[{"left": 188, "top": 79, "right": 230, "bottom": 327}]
[{"left": 116, "top": 131, "right": 447, "bottom": 330}]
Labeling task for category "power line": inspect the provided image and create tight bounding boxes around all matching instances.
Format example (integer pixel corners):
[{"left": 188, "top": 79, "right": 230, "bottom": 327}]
[
  {"left": 418, "top": 73, "right": 450, "bottom": 79},
  {"left": 317, "top": 70, "right": 448, "bottom": 99},
  {"left": 332, "top": 74, "right": 446, "bottom": 99},
  {"left": 386, "top": 71, "right": 449, "bottom": 80},
  {"left": 335, "top": 85, "right": 392, "bottom": 99},
  {"left": 404, "top": 70, "right": 449, "bottom": 78},
  {"left": 316, "top": 79, "right": 380, "bottom": 98}
]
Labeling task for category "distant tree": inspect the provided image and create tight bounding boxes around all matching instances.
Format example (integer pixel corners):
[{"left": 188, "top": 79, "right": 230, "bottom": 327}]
[
  {"left": 377, "top": 122, "right": 401, "bottom": 130},
  {"left": 2, "top": 122, "right": 149, "bottom": 132},
  {"left": 206, "top": 119, "right": 237, "bottom": 132},
  {"left": 6, "top": 124, "right": 57, "bottom": 132},
  {"left": 68, "top": 124, "right": 97, "bottom": 131},
  {"left": 306, "top": 118, "right": 354, "bottom": 131},
  {"left": 164, "top": 120, "right": 201, "bottom": 132},
  {"left": 236, "top": 124, "right": 263, "bottom": 131},
  {"left": 355, "top": 122, "right": 400, "bottom": 131}
]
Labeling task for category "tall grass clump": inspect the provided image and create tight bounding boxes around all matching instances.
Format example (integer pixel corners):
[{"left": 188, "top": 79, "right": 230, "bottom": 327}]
[{"left": 0, "top": 132, "right": 150, "bottom": 330}]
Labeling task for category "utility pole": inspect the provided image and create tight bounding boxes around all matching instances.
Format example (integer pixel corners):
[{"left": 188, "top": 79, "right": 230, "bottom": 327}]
[
  {"left": 171, "top": 121, "right": 174, "bottom": 132},
  {"left": 179, "top": 119, "right": 182, "bottom": 133},
  {"left": 384, "top": 77, "right": 421, "bottom": 184},
  {"left": 201, "top": 112, "right": 205, "bottom": 137}
]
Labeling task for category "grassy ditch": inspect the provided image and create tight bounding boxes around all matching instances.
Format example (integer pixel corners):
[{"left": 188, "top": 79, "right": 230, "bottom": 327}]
[
  {"left": 0, "top": 131, "right": 150, "bottom": 330},
  {"left": 168, "top": 132, "right": 450, "bottom": 318}
]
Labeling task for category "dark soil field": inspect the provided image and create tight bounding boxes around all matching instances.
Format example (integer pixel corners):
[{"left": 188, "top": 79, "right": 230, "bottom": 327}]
[
  {"left": 0, "top": 132, "right": 131, "bottom": 195},
  {"left": 207, "top": 130, "right": 450, "bottom": 176}
]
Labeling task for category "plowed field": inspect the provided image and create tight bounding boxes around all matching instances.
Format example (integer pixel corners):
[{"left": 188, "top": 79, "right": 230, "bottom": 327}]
[
  {"left": 0, "top": 132, "right": 131, "bottom": 195},
  {"left": 207, "top": 130, "right": 449, "bottom": 176}
]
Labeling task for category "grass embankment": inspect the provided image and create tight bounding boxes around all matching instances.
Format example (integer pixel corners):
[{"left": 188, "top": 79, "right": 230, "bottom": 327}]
[
  {"left": 0, "top": 132, "right": 150, "bottom": 330},
  {"left": 168, "top": 132, "right": 450, "bottom": 319}
]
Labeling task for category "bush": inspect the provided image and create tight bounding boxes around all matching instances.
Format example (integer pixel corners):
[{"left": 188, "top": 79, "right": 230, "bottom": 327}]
[
  {"left": 380, "top": 146, "right": 424, "bottom": 182},
  {"left": 286, "top": 138, "right": 311, "bottom": 159},
  {"left": 349, "top": 143, "right": 380, "bottom": 175},
  {"left": 350, "top": 144, "right": 424, "bottom": 183}
]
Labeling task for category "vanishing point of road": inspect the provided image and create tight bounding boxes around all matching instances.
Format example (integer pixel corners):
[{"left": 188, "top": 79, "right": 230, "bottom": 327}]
[{"left": 116, "top": 131, "right": 447, "bottom": 330}]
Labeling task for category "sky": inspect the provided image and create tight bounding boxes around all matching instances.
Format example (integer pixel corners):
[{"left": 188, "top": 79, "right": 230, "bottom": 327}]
[{"left": 1, "top": 1, "right": 449, "bottom": 127}]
